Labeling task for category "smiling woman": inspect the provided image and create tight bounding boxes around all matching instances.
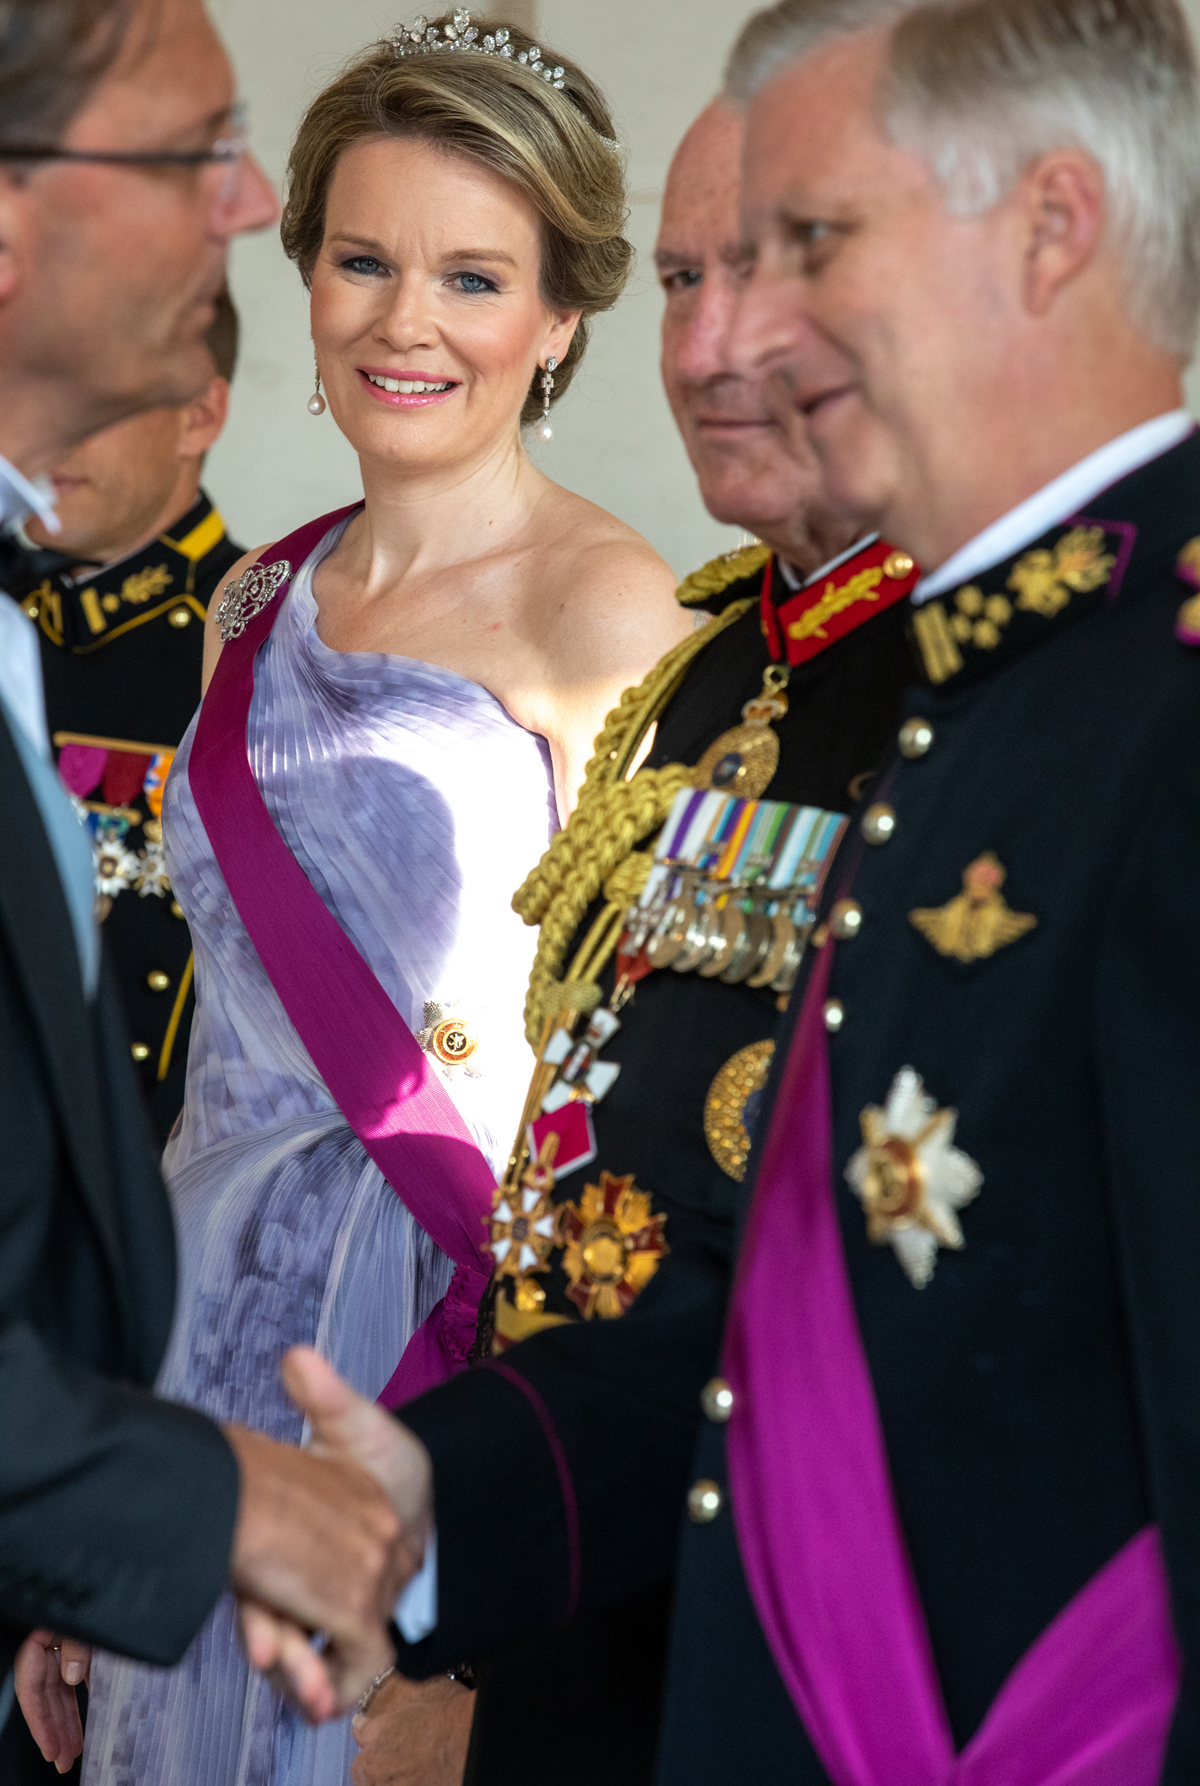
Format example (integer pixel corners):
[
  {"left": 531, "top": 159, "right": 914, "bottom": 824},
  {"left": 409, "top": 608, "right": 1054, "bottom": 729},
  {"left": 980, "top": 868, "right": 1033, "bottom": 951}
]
[{"left": 78, "top": 12, "right": 690, "bottom": 1786}]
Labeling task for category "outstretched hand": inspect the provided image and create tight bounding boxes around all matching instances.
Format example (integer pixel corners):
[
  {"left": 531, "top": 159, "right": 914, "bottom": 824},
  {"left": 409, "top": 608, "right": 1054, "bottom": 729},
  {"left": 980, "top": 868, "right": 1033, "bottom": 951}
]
[
  {"left": 14, "top": 1630, "right": 91, "bottom": 1773},
  {"left": 234, "top": 1347, "right": 434, "bottom": 1721}
]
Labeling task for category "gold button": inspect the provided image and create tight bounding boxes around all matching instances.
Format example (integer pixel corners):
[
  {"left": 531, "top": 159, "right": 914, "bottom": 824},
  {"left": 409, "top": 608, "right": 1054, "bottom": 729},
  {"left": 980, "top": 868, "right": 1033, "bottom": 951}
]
[
  {"left": 861, "top": 802, "right": 896, "bottom": 846},
  {"left": 687, "top": 1479, "right": 723, "bottom": 1523},
  {"left": 883, "top": 550, "right": 915, "bottom": 580},
  {"left": 147, "top": 970, "right": 171, "bottom": 993},
  {"left": 898, "top": 717, "right": 934, "bottom": 759},
  {"left": 168, "top": 606, "right": 192, "bottom": 628},
  {"left": 170, "top": 900, "right": 185, "bottom": 920},
  {"left": 824, "top": 998, "right": 846, "bottom": 1033},
  {"left": 829, "top": 898, "right": 863, "bottom": 942},
  {"left": 131, "top": 1042, "right": 151, "bottom": 1063},
  {"left": 701, "top": 1377, "right": 734, "bottom": 1423},
  {"left": 23, "top": 600, "right": 38, "bottom": 619}
]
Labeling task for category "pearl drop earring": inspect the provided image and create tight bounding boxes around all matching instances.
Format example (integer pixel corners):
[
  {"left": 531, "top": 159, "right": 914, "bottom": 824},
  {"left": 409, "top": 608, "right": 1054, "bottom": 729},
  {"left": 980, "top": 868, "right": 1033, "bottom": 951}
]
[
  {"left": 536, "top": 357, "right": 558, "bottom": 442},
  {"left": 308, "top": 355, "right": 326, "bottom": 417}
]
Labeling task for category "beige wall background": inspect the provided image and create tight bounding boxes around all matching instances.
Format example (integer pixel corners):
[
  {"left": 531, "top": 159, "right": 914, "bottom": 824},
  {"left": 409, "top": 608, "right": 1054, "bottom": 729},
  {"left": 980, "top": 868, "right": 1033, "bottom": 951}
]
[
  {"left": 205, "top": 0, "right": 756, "bottom": 575},
  {"left": 207, "top": 0, "right": 1200, "bottom": 571}
]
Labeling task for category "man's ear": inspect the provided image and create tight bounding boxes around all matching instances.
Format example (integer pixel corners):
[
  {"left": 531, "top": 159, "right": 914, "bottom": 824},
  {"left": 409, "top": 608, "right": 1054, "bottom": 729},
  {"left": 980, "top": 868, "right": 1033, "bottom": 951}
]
[
  {"left": 1019, "top": 148, "right": 1106, "bottom": 318},
  {"left": 176, "top": 375, "right": 231, "bottom": 459},
  {"left": 0, "top": 173, "right": 32, "bottom": 311}
]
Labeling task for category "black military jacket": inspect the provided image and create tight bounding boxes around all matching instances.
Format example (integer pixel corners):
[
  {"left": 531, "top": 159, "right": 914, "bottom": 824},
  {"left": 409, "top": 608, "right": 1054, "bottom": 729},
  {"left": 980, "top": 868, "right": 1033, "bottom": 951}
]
[
  {"left": 9, "top": 492, "right": 242, "bottom": 1145},
  {"left": 403, "top": 545, "right": 920, "bottom": 1784},
  {"left": 397, "top": 434, "right": 1200, "bottom": 1786}
]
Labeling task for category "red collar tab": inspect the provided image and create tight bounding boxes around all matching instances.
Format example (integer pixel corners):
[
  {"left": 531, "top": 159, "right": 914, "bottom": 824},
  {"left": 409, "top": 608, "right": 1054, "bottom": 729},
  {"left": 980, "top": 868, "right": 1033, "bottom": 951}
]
[{"left": 761, "top": 541, "right": 920, "bottom": 666}]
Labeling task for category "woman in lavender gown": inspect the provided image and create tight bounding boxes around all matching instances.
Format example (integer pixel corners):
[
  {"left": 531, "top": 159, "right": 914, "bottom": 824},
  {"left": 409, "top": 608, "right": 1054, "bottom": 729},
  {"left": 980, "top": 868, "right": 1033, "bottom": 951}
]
[{"left": 80, "top": 15, "right": 689, "bottom": 1785}]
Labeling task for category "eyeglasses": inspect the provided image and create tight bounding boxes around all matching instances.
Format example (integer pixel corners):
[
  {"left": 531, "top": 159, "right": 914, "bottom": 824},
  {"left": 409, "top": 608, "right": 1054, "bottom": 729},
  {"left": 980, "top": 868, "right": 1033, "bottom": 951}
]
[{"left": 0, "top": 101, "right": 248, "bottom": 168}]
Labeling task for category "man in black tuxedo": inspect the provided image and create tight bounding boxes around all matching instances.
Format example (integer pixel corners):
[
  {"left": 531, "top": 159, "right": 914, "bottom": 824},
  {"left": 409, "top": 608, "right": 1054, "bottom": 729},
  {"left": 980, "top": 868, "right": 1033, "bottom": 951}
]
[{"left": 0, "top": 1, "right": 422, "bottom": 1774}]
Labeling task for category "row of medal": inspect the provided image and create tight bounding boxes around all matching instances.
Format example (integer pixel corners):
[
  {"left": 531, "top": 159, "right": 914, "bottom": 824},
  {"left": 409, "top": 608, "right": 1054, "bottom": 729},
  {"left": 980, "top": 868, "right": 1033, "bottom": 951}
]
[
  {"left": 622, "top": 787, "right": 848, "bottom": 995},
  {"left": 522, "top": 788, "right": 847, "bottom": 1181}
]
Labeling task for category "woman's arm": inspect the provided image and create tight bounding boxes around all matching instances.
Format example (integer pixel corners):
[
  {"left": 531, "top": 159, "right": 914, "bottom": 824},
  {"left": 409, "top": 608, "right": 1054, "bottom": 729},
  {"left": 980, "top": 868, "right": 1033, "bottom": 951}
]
[{"left": 533, "top": 539, "right": 690, "bottom": 820}]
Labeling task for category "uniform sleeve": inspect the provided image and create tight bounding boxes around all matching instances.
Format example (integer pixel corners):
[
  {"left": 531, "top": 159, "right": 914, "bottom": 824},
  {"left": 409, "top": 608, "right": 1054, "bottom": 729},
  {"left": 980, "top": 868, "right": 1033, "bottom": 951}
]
[
  {"left": 0, "top": 1318, "right": 239, "bottom": 1664},
  {"left": 1096, "top": 737, "right": 1200, "bottom": 1784},
  {"left": 394, "top": 1227, "right": 730, "bottom": 1675}
]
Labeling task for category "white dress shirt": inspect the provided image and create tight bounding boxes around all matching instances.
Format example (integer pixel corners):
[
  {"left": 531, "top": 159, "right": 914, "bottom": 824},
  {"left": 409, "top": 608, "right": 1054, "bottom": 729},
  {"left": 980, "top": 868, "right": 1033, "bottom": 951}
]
[{"left": 913, "top": 410, "right": 1194, "bottom": 605}]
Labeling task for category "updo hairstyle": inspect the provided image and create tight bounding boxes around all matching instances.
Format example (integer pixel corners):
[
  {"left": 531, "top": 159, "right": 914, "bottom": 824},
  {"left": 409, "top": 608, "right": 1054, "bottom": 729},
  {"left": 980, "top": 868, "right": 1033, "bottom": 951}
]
[{"left": 281, "top": 12, "right": 633, "bottom": 425}]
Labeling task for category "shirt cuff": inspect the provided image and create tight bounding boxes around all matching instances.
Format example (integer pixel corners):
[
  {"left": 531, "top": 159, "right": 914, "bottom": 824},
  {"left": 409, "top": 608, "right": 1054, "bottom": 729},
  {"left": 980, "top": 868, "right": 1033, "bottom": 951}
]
[{"left": 394, "top": 1528, "right": 438, "bottom": 1643}]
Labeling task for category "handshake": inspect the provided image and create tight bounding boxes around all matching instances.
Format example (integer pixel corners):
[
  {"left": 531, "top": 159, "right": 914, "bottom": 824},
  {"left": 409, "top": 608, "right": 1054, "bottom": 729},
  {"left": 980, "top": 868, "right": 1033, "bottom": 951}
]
[{"left": 20, "top": 1349, "right": 430, "bottom": 1769}]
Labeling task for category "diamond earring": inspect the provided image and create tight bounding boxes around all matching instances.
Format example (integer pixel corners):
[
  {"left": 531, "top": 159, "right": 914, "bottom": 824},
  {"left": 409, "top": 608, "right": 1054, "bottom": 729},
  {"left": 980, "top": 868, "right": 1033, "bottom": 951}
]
[
  {"left": 536, "top": 357, "right": 558, "bottom": 442},
  {"left": 308, "top": 355, "right": 326, "bottom": 417}
]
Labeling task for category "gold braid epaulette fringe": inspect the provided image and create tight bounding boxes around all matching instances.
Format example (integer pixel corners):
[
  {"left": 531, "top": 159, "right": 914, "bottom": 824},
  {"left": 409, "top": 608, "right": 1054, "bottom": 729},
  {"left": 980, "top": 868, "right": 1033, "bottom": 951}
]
[
  {"left": 514, "top": 593, "right": 756, "bottom": 1043},
  {"left": 675, "top": 542, "right": 771, "bottom": 608}
]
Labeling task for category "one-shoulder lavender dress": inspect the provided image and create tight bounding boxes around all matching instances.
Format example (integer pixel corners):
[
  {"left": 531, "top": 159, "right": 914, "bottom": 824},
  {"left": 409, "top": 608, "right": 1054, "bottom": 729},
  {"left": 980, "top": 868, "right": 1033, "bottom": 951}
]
[{"left": 82, "top": 516, "right": 557, "bottom": 1786}]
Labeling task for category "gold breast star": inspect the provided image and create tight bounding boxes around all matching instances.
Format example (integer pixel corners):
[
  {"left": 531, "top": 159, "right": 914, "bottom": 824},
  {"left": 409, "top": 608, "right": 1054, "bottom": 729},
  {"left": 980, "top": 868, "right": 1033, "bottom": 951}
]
[
  {"left": 909, "top": 852, "right": 1037, "bottom": 965},
  {"left": 845, "top": 1068, "right": 983, "bottom": 1288},
  {"left": 560, "top": 1171, "right": 668, "bottom": 1320}
]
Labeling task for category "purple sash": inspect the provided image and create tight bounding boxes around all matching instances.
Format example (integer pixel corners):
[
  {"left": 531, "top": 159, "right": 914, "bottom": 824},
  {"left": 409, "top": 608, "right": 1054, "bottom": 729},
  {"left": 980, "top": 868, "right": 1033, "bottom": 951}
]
[
  {"left": 189, "top": 506, "right": 495, "bottom": 1406},
  {"left": 723, "top": 941, "right": 1181, "bottom": 1786}
]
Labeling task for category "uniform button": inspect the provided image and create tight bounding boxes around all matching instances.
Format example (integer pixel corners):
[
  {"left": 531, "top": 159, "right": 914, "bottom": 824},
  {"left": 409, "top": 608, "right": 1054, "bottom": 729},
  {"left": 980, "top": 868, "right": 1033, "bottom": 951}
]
[
  {"left": 898, "top": 717, "right": 934, "bottom": 759},
  {"left": 860, "top": 802, "right": 896, "bottom": 846},
  {"left": 687, "top": 1479, "right": 723, "bottom": 1523},
  {"left": 146, "top": 970, "right": 171, "bottom": 993},
  {"left": 23, "top": 600, "right": 38, "bottom": 619},
  {"left": 824, "top": 998, "right": 846, "bottom": 1033},
  {"left": 701, "top": 1377, "right": 734, "bottom": 1423},
  {"left": 170, "top": 900, "right": 185, "bottom": 920},
  {"left": 131, "top": 1043, "right": 151, "bottom": 1063},
  {"left": 168, "top": 606, "right": 192, "bottom": 628},
  {"left": 829, "top": 898, "right": 863, "bottom": 941},
  {"left": 883, "top": 549, "right": 915, "bottom": 580}
]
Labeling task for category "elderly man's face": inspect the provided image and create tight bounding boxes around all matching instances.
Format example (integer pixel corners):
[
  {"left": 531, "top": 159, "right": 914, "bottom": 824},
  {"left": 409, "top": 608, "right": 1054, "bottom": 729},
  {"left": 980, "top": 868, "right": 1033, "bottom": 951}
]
[
  {"left": 656, "top": 101, "right": 829, "bottom": 544},
  {"left": 733, "top": 28, "right": 1022, "bottom": 554}
]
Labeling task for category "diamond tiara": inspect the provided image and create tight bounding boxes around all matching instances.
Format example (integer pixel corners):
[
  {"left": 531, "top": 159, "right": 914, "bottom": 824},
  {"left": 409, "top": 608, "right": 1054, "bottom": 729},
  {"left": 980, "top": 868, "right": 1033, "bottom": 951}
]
[
  {"left": 388, "top": 10, "right": 620, "bottom": 149},
  {"left": 391, "top": 11, "right": 566, "bottom": 84}
]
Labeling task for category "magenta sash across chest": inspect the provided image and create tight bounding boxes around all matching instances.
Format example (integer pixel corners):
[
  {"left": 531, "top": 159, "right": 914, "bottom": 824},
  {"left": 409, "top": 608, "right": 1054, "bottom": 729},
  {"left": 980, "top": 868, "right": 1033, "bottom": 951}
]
[
  {"left": 188, "top": 506, "right": 495, "bottom": 1406},
  {"left": 723, "top": 939, "right": 1181, "bottom": 1786}
]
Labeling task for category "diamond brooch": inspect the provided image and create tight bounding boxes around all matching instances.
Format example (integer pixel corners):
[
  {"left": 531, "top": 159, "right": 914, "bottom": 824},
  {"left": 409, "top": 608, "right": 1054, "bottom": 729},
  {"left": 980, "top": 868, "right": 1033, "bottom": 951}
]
[{"left": 215, "top": 560, "right": 292, "bottom": 643}]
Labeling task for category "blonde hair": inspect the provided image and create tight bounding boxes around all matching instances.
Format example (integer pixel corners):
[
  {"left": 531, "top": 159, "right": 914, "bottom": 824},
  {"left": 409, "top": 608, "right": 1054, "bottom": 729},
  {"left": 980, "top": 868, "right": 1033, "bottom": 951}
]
[
  {"left": 281, "top": 13, "right": 632, "bottom": 423},
  {"left": 727, "top": 0, "right": 1200, "bottom": 360}
]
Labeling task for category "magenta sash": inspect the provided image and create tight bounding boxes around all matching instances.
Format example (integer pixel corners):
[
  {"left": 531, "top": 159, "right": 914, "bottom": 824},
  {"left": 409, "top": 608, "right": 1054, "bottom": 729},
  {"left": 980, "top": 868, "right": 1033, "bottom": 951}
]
[
  {"left": 189, "top": 506, "right": 496, "bottom": 1406},
  {"left": 723, "top": 941, "right": 1181, "bottom": 1786}
]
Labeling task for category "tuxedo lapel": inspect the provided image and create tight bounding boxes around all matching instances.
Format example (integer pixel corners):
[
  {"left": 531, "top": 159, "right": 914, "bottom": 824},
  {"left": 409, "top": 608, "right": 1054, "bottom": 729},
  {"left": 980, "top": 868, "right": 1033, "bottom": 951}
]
[{"left": 0, "top": 706, "right": 123, "bottom": 1277}]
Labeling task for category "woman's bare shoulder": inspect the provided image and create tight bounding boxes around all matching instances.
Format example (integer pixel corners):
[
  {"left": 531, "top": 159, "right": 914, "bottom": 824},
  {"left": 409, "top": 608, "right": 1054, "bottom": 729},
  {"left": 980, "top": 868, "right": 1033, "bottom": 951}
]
[{"left": 201, "top": 543, "right": 270, "bottom": 694}]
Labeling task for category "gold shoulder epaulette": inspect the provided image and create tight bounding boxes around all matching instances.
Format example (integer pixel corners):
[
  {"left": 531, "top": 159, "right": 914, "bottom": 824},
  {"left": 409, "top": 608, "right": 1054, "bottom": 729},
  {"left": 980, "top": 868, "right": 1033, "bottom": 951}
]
[{"left": 676, "top": 542, "right": 771, "bottom": 609}]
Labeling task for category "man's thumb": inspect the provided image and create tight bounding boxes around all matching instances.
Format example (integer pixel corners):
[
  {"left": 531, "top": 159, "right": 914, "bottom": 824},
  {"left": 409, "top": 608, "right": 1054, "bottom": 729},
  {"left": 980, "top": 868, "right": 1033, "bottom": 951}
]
[{"left": 280, "top": 1345, "right": 372, "bottom": 1450}]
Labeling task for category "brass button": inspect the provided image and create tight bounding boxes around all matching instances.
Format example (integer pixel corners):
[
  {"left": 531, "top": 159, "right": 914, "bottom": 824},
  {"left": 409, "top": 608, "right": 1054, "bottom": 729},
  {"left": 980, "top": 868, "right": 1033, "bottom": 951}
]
[
  {"left": 898, "top": 717, "right": 934, "bottom": 759},
  {"left": 861, "top": 802, "right": 896, "bottom": 846},
  {"left": 687, "top": 1479, "right": 723, "bottom": 1523},
  {"left": 829, "top": 898, "right": 863, "bottom": 942},
  {"left": 823, "top": 998, "right": 846, "bottom": 1033},
  {"left": 168, "top": 606, "right": 192, "bottom": 629},
  {"left": 883, "top": 549, "right": 915, "bottom": 580},
  {"left": 23, "top": 600, "right": 38, "bottom": 619},
  {"left": 147, "top": 970, "right": 171, "bottom": 993},
  {"left": 131, "top": 1042, "right": 151, "bottom": 1063},
  {"left": 170, "top": 900, "right": 185, "bottom": 920},
  {"left": 701, "top": 1377, "right": 734, "bottom": 1423}
]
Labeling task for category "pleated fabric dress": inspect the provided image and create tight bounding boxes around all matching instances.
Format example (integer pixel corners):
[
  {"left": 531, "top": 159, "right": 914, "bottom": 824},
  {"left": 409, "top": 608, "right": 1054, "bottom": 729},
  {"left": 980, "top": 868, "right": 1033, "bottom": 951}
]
[{"left": 82, "top": 515, "right": 557, "bottom": 1786}]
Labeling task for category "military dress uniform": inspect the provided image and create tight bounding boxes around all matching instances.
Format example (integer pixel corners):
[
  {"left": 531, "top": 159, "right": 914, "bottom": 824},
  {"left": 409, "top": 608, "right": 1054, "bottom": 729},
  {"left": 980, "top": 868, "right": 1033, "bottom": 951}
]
[
  {"left": 396, "top": 536, "right": 922, "bottom": 1784},
  {"left": 394, "top": 430, "right": 1200, "bottom": 1784},
  {"left": 8, "top": 493, "right": 242, "bottom": 1145}
]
